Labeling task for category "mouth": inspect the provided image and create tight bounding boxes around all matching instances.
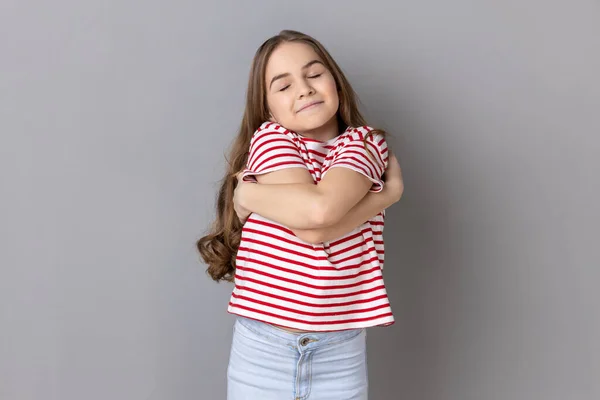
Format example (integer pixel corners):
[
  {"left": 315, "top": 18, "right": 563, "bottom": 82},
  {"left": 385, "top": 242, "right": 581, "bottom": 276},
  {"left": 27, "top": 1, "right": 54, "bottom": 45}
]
[{"left": 297, "top": 101, "right": 324, "bottom": 113}]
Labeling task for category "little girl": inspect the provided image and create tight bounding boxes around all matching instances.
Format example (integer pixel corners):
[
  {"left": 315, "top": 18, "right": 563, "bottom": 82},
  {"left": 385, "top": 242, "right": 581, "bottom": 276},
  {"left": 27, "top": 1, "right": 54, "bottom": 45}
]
[{"left": 198, "top": 30, "right": 403, "bottom": 400}]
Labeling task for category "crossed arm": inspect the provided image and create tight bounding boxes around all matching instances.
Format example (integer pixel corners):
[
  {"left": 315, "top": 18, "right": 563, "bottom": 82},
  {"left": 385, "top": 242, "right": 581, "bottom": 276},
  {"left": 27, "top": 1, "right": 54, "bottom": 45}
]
[{"left": 233, "top": 153, "right": 403, "bottom": 244}]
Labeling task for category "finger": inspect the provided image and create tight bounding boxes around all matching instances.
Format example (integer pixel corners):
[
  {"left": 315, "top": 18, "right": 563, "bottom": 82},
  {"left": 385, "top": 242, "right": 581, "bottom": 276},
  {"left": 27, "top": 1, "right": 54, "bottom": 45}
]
[
  {"left": 386, "top": 154, "right": 402, "bottom": 177},
  {"left": 386, "top": 153, "right": 398, "bottom": 169},
  {"left": 385, "top": 149, "right": 396, "bottom": 168},
  {"left": 389, "top": 151, "right": 397, "bottom": 163}
]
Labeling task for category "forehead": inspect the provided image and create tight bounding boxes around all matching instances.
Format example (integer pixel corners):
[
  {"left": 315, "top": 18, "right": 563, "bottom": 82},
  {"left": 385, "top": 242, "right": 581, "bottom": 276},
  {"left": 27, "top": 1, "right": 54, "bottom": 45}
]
[{"left": 265, "top": 42, "right": 323, "bottom": 78}]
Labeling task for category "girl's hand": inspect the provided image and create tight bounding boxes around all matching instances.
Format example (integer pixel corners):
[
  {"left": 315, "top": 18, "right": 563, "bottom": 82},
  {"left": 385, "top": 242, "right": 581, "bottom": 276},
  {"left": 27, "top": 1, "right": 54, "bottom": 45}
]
[
  {"left": 382, "top": 152, "right": 404, "bottom": 206},
  {"left": 233, "top": 172, "right": 252, "bottom": 223}
]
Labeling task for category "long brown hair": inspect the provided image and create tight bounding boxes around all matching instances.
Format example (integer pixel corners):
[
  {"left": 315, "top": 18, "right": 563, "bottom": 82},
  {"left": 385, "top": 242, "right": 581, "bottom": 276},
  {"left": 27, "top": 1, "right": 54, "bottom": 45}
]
[{"left": 197, "top": 29, "right": 384, "bottom": 282}]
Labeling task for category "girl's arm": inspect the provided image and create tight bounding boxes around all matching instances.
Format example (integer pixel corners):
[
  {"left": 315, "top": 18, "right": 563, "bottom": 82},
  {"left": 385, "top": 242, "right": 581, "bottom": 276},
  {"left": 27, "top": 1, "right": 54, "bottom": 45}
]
[
  {"left": 238, "top": 127, "right": 389, "bottom": 230},
  {"left": 236, "top": 168, "right": 371, "bottom": 229},
  {"left": 236, "top": 152, "right": 403, "bottom": 244},
  {"left": 292, "top": 157, "right": 403, "bottom": 243},
  {"left": 292, "top": 193, "right": 390, "bottom": 244}
]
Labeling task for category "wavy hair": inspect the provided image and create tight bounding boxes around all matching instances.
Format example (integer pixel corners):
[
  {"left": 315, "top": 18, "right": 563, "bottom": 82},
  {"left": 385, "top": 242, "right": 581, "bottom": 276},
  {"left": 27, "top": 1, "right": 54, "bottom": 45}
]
[{"left": 197, "top": 30, "right": 384, "bottom": 282}]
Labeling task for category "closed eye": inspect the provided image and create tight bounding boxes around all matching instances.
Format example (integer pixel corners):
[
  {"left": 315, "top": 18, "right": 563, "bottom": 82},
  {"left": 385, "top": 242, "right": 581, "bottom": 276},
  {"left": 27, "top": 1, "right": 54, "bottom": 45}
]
[
  {"left": 279, "top": 85, "right": 291, "bottom": 92},
  {"left": 308, "top": 74, "right": 322, "bottom": 79}
]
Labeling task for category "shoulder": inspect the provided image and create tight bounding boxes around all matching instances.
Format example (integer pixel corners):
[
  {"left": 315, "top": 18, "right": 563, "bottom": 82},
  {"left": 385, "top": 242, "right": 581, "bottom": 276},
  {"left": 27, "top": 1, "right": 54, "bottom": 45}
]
[
  {"left": 253, "top": 122, "right": 298, "bottom": 140},
  {"left": 338, "top": 126, "right": 387, "bottom": 147},
  {"left": 248, "top": 122, "right": 301, "bottom": 151}
]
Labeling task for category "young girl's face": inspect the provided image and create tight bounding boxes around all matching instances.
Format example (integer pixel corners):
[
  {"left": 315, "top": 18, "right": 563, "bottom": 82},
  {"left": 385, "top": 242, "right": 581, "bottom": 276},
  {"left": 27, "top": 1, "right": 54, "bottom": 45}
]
[{"left": 264, "top": 42, "right": 339, "bottom": 134}]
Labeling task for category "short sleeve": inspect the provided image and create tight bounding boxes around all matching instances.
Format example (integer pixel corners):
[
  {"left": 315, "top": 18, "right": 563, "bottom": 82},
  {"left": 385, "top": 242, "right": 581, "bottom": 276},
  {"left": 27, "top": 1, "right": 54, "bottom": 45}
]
[
  {"left": 242, "top": 129, "right": 308, "bottom": 183},
  {"left": 323, "top": 129, "right": 388, "bottom": 192}
]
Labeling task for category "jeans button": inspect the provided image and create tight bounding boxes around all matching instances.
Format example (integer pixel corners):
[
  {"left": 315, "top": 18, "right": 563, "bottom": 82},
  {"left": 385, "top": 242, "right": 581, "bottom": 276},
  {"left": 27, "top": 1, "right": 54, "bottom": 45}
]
[{"left": 300, "top": 337, "right": 310, "bottom": 346}]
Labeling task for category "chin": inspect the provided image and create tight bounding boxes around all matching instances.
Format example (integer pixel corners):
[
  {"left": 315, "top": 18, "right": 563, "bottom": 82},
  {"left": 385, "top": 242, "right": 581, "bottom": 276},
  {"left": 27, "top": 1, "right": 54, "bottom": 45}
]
[{"left": 293, "top": 110, "right": 337, "bottom": 132}]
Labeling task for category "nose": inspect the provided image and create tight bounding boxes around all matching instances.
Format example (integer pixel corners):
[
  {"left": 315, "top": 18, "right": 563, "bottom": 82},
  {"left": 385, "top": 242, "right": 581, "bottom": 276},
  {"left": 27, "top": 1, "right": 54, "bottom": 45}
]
[{"left": 297, "top": 79, "right": 315, "bottom": 98}]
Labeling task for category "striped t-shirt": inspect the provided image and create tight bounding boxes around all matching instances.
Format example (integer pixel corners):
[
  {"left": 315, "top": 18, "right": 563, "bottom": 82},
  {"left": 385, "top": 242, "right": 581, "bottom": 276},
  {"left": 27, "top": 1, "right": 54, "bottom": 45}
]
[{"left": 227, "top": 121, "right": 394, "bottom": 331}]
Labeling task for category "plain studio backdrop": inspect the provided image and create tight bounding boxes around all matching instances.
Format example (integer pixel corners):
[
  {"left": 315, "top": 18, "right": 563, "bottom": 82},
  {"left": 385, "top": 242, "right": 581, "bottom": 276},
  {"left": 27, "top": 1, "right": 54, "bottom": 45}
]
[{"left": 1, "top": 1, "right": 599, "bottom": 399}]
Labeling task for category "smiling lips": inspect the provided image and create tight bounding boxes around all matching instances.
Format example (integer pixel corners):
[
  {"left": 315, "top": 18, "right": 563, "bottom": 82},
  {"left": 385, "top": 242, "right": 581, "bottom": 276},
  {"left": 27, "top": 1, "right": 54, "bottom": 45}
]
[{"left": 297, "top": 101, "right": 324, "bottom": 113}]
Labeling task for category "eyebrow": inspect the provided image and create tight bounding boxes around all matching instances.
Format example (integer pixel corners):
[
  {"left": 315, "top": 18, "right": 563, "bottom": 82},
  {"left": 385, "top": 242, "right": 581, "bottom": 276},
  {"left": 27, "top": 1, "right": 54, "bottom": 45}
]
[{"left": 268, "top": 60, "right": 324, "bottom": 89}]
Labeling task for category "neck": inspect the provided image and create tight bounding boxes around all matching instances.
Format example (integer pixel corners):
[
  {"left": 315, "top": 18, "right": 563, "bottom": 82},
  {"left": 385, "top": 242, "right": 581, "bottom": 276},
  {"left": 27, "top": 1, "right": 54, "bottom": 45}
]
[{"left": 298, "top": 115, "right": 340, "bottom": 142}]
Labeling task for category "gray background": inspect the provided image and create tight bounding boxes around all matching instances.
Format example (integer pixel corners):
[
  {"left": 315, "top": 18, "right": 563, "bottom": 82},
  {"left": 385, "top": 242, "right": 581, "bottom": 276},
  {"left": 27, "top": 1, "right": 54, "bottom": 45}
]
[{"left": 1, "top": 0, "right": 599, "bottom": 399}]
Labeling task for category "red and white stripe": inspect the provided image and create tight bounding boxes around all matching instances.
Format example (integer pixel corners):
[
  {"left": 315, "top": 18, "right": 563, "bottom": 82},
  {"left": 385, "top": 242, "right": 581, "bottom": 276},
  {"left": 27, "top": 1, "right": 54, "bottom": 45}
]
[{"left": 228, "top": 121, "right": 394, "bottom": 331}]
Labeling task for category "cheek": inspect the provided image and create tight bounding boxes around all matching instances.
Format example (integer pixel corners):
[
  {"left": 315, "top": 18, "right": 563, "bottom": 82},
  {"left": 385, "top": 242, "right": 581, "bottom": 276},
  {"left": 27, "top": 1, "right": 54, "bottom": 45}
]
[
  {"left": 266, "top": 94, "right": 280, "bottom": 112},
  {"left": 266, "top": 94, "right": 291, "bottom": 120},
  {"left": 321, "top": 76, "right": 339, "bottom": 100}
]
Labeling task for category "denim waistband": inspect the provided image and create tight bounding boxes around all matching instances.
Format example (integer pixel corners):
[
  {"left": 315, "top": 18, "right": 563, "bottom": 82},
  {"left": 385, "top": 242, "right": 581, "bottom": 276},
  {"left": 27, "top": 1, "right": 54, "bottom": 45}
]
[{"left": 235, "top": 316, "right": 364, "bottom": 348}]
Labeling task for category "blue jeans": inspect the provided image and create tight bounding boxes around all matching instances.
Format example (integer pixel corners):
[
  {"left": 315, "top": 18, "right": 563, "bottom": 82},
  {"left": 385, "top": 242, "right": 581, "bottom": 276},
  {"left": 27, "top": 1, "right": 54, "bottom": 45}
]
[{"left": 227, "top": 316, "right": 368, "bottom": 400}]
